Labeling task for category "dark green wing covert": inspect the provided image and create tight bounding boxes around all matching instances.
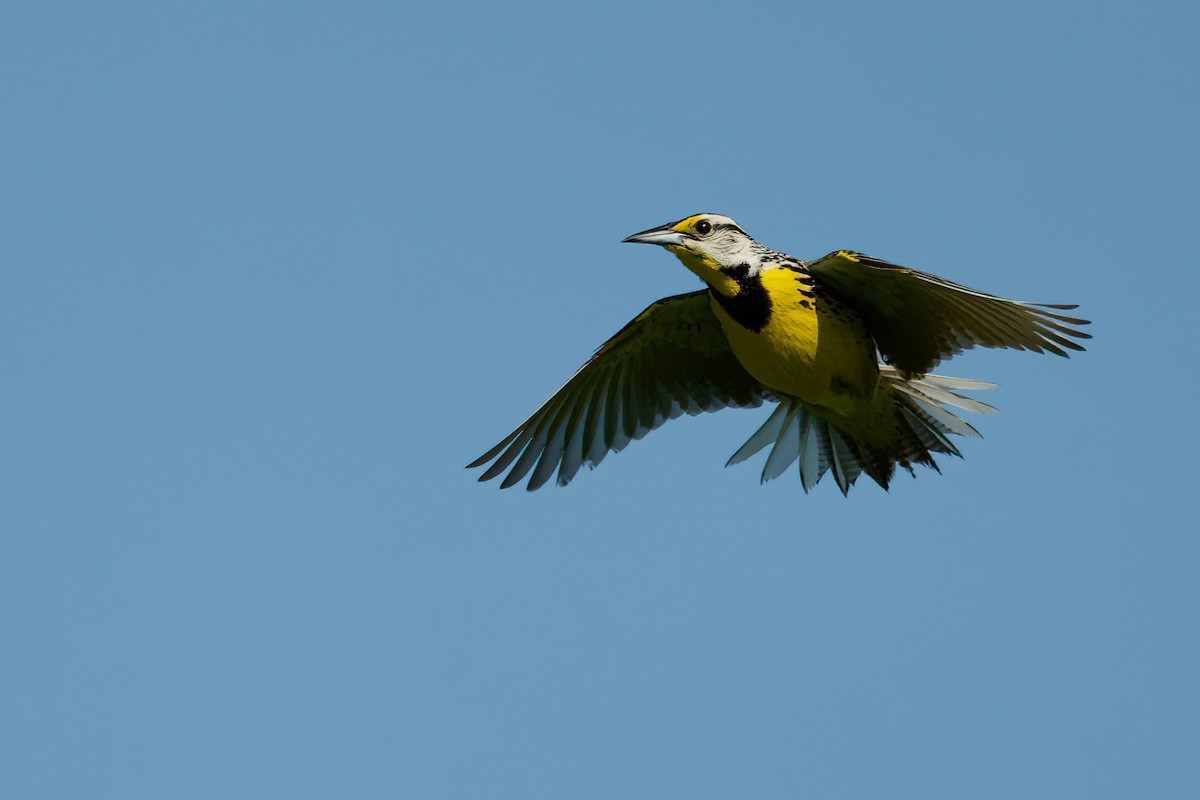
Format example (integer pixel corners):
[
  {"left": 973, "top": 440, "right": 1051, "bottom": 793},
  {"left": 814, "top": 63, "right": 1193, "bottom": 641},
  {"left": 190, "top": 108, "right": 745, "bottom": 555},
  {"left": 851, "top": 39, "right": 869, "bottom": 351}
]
[
  {"left": 469, "top": 290, "right": 766, "bottom": 490},
  {"left": 807, "top": 250, "right": 1092, "bottom": 377}
]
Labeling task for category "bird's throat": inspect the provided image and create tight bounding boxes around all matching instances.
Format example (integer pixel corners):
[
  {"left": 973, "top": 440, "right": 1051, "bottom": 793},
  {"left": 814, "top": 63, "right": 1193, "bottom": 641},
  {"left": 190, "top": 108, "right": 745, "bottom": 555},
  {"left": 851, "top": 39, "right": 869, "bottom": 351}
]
[
  {"left": 668, "top": 247, "right": 772, "bottom": 331},
  {"left": 668, "top": 248, "right": 742, "bottom": 296}
]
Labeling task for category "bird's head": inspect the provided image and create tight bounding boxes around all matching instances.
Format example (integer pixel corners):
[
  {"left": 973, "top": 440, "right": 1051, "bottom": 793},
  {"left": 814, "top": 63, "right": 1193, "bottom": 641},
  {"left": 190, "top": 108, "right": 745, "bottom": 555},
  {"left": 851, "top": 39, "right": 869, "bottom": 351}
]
[{"left": 623, "top": 213, "right": 765, "bottom": 295}]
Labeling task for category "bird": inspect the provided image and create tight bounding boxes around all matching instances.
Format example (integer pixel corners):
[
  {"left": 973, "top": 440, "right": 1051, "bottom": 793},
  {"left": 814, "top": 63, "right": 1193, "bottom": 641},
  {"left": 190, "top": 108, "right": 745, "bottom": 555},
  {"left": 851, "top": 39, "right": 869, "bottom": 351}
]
[{"left": 468, "top": 213, "right": 1090, "bottom": 494}]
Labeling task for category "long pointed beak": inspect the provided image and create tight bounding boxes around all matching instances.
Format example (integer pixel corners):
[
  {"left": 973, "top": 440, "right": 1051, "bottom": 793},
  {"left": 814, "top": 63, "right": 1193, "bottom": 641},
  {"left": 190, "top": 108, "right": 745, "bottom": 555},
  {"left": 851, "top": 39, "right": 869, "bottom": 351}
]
[{"left": 622, "top": 223, "right": 687, "bottom": 247}]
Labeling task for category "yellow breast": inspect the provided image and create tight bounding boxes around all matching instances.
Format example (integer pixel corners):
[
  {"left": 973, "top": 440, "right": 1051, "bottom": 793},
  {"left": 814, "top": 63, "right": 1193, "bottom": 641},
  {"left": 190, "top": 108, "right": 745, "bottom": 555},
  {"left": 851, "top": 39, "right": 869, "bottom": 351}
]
[{"left": 711, "top": 267, "right": 880, "bottom": 416}]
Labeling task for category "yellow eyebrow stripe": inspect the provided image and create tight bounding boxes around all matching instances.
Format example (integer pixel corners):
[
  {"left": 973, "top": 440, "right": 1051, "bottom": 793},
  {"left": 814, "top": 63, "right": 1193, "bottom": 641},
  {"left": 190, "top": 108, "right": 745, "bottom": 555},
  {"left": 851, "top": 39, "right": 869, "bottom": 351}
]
[{"left": 671, "top": 215, "right": 706, "bottom": 232}]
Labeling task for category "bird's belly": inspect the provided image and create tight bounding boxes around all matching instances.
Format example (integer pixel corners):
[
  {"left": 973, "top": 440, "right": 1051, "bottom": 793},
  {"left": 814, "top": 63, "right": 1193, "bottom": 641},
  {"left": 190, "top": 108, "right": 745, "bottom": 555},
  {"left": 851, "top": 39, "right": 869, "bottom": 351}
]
[{"left": 712, "top": 295, "right": 879, "bottom": 412}]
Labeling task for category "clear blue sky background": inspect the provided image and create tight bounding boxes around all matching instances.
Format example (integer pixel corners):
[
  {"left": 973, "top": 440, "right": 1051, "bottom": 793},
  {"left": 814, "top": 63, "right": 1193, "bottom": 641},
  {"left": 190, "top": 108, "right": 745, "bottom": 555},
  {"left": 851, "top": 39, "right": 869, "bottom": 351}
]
[{"left": 3, "top": 2, "right": 1197, "bottom": 797}]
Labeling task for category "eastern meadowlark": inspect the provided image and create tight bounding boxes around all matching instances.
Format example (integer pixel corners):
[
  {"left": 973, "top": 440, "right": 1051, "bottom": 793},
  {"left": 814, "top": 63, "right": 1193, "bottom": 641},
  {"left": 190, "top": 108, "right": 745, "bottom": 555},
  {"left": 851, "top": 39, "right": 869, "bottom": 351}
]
[{"left": 469, "top": 214, "right": 1090, "bottom": 494}]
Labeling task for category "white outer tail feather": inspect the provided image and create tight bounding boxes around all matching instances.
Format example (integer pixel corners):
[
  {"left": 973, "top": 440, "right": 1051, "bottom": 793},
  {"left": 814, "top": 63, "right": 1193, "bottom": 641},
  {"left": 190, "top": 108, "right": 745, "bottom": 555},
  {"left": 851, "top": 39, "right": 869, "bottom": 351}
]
[{"left": 727, "top": 371, "right": 997, "bottom": 495}]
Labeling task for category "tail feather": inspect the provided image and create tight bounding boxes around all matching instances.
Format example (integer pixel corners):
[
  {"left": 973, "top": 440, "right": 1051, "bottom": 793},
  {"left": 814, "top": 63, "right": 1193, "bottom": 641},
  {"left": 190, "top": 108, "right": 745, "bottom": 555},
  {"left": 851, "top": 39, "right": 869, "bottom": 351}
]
[
  {"left": 730, "top": 370, "right": 996, "bottom": 494},
  {"left": 828, "top": 428, "right": 863, "bottom": 495},
  {"left": 799, "top": 413, "right": 826, "bottom": 493},
  {"left": 760, "top": 404, "right": 803, "bottom": 483},
  {"left": 726, "top": 402, "right": 789, "bottom": 467},
  {"left": 893, "top": 377, "right": 998, "bottom": 415}
]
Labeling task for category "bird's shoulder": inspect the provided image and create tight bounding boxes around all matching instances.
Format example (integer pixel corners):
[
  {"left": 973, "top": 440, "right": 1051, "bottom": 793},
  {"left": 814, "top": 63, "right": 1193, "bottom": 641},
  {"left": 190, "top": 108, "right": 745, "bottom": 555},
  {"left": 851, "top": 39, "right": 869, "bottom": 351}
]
[{"left": 759, "top": 258, "right": 817, "bottom": 300}]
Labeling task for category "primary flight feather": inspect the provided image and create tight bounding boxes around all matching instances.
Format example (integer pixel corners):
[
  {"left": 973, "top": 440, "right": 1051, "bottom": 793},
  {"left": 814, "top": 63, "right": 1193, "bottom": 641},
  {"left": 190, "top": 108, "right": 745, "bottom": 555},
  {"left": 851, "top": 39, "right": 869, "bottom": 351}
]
[{"left": 469, "top": 213, "right": 1090, "bottom": 494}]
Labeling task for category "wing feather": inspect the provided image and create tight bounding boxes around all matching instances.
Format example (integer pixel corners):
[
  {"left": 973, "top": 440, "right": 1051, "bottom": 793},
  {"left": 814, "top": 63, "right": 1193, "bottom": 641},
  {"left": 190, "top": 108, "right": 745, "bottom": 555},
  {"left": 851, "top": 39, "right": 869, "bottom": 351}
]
[
  {"left": 470, "top": 290, "right": 766, "bottom": 490},
  {"left": 557, "top": 390, "right": 592, "bottom": 485},
  {"left": 807, "top": 251, "right": 1091, "bottom": 375},
  {"left": 582, "top": 370, "right": 614, "bottom": 467}
]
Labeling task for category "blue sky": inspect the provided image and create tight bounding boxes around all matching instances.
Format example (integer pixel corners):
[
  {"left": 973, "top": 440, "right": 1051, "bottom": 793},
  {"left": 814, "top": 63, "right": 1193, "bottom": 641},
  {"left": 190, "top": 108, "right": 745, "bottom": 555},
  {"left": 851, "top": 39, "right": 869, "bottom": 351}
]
[{"left": 3, "top": 1, "right": 1198, "bottom": 797}]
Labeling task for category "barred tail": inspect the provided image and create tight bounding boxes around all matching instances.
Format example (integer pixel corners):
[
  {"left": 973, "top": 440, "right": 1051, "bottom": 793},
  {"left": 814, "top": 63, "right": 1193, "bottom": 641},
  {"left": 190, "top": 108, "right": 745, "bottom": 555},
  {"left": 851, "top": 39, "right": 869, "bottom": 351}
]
[{"left": 726, "top": 371, "right": 997, "bottom": 495}]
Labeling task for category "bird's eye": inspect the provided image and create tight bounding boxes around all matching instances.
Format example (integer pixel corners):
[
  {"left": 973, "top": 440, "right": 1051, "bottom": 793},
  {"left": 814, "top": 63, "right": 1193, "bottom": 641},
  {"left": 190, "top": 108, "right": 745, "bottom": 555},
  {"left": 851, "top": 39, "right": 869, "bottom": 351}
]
[{"left": 695, "top": 220, "right": 712, "bottom": 235}]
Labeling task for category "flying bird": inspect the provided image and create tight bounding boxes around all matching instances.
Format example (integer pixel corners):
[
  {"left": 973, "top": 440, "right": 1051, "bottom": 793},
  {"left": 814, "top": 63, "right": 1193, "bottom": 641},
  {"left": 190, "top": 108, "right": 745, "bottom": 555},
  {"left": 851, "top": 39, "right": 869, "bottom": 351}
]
[{"left": 469, "top": 214, "right": 1090, "bottom": 494}]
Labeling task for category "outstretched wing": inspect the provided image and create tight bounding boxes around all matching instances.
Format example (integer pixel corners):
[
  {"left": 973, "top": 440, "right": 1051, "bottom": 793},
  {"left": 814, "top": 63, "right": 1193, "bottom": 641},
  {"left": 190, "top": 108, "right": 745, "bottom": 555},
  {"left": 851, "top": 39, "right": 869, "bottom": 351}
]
[
  {"left": 469, "top": 290, "right": 767, "bottom": 490},
  {"left": 806, "top": 250, "right": 1092, "bottom": 376}
]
